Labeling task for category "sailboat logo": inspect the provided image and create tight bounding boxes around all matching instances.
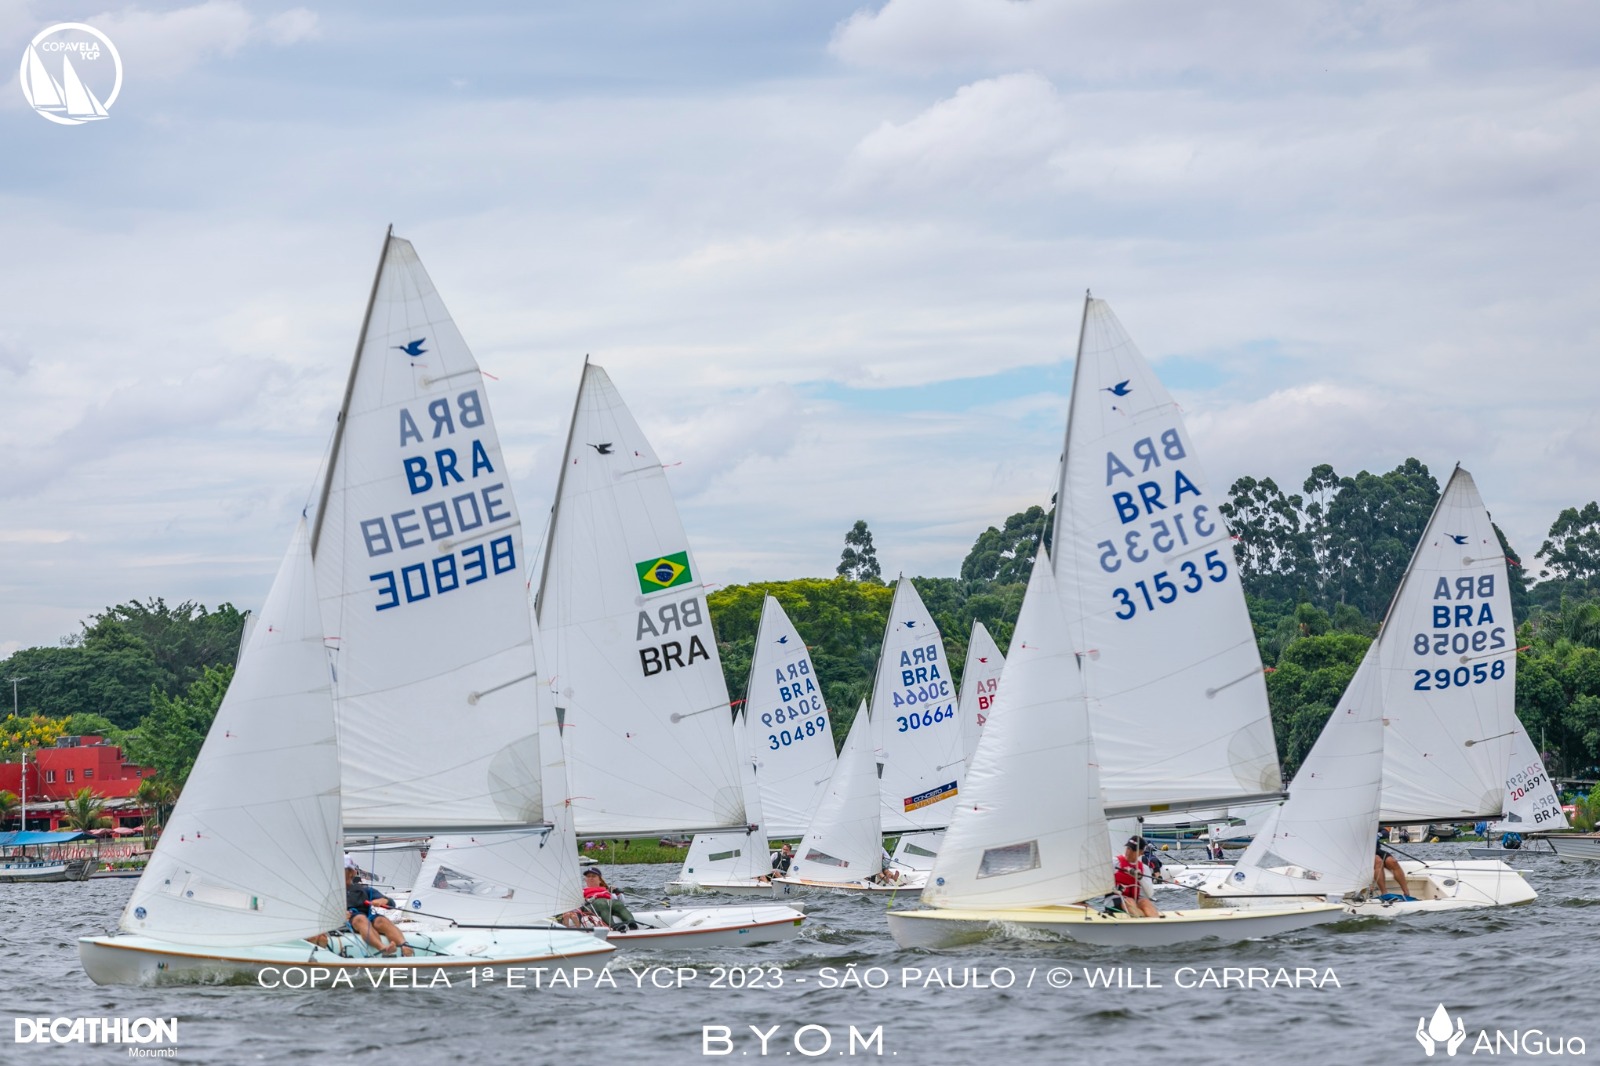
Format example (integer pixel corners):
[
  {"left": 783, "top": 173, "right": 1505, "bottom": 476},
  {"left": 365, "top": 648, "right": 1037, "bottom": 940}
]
[{"left": 19, "top": 23, "right": 123, "bottom": 126}]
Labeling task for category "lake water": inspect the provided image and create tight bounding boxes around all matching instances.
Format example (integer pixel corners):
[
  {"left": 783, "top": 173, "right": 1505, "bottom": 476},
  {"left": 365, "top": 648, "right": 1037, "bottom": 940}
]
[{"left": 4, "top": 846, "right": 1593, "bottom": 1065}]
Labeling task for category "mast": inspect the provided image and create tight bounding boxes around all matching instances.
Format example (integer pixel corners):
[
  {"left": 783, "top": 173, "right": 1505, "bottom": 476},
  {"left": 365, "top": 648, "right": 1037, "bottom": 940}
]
[
  {"left": 311, "top": 224, "right": 392, "bottom": 557},
  {"left": 1051, "top": 290, "right": 1092, "bottom": 578},
  {"left": 532, "top": 356, "right": 590, "bottom": 623}
]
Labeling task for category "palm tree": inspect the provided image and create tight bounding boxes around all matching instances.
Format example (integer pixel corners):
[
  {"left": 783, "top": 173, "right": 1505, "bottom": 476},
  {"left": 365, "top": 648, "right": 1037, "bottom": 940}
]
[
  {"left": 135, "top": 776, "right": 177, "bottom": 845},
  {"left": 0, "top": 790, "right": 16, "bottom": 828},
  {"left": 61, "top": 787, "right": 110, "bottom": 832}
]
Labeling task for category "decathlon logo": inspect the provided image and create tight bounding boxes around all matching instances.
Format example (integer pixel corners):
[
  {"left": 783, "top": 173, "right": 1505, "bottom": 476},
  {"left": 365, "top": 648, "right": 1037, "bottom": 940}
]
[
  {"left": 1415, "top": 1004, "right": 1588, "bottom": 1057},
  {"left": 14, "top": 1017, "right": 177, "bottom": 1046},
  {"left": 19, "top": 23, "right": 123, "bottom": 125}
]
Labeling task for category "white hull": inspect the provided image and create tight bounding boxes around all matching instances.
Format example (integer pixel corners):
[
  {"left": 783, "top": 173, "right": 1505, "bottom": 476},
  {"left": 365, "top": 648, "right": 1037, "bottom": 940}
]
[
  {"left": 79, "top": 928, "right": 614, "bottom": 987},
  {"left": 664, "top": 877, "right": 789, "bottom": 898},
  {"left": 773, "top": 873, "right": 926, "bottom": 895},
  {"left": 0, "top": 858, "right": 95, "bottom": 883},
  {"left": 608, "top": 904, "right": 805, "bottom": 947},
  {"left": 1542, "top": 834, "right": 1600, "bottom": 862},
  {"left": 886, "top": 902, "right": 1344, "bottom": 949},
  {"left": 1196, "top": 859, "right": 1536, "bottom": 916}
]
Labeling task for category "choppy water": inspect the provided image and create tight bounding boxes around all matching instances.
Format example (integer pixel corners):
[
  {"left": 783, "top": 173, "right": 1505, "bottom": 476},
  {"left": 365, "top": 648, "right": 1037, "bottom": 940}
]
[{"left": 3, "top": 846, "right": 1594, "bottom": 1065}]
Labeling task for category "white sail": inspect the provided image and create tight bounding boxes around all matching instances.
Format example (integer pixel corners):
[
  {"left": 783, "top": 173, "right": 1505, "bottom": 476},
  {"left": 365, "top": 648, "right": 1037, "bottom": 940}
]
[
  {"left": 24, "top": 47, "right": 65, "bottom": 110},
  {"left": 1378, "top": 467, "right": 1518, "bottom": 823},
  {"left": 312, "top": 234, "right": 545, "bottom": 832},
  {"left": 923, "top": 549, "right": 1112, "bottom": 909},
  {"left": 121, "top": 522, "right": 345, "bottom": 946},
  {"left": 674, "top": 708, "right": 771, "bottom": 882},
  {"left": 872, "top": 579, "right": 965, "bottom": 834},
  {"left": 59, "top": 55, "right": 108, "bottom": 118},
  {"left": 1492, "top": 721, "right": 1567, "bottom": 834},
  {"left": 789, "top": 702, "right": 881, "bottom": 885},
  {"left": 956, "top": 620, "right": 1004, "bottom": 765},
  {"left": 534, "top": 362, "right": 745, "bottom": 836},
  {"left": 405, "top": 828, "right": 578, "bottom": 925},
  {"left": 1227, "top": 652, "right": 1385, "bottom": 896},
  {"left": 1052, "top": 298, "right": 1282, "bottom": 815},
  {"left": 746, "top": 596, "right": 836, "bottom": 837}
]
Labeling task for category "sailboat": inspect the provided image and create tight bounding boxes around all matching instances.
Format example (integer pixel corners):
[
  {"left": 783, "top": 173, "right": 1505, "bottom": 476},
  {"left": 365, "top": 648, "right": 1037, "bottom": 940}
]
[
  {"left": 533, "top": 361, "right": 805, "bottom": 944},
  {"left": 957, "top": 620, "right": 1004, "bottom": 767},
  {"left": 774, "top": 701, "right": 897, "bottom": 891},
  {"left": 669, "top": 595, "right": 837, "bottom": 896},
  {"left": 887, "top": 296, "right": 1343, "bottom": 947},
  {"left": 79, "top": 523, "right": 613, "bottom": 985},
  {"left": 1468, "top": 721, "right": 1566, "bottom": 859},
  {"left": 1189, "top": 466, "right": 1536, "bottom": 914}
]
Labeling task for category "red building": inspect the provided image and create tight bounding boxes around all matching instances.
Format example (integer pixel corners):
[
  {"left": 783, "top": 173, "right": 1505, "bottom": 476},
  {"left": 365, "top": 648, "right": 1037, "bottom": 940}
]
[{"left": 0, "top": 736, "right": 158, "bottom": 831}]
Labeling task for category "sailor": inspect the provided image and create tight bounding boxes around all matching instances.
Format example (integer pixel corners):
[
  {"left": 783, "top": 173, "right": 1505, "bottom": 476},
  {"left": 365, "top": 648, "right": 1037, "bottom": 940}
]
[{"left": 1113, "top": 839, "right": 1160, "bottom": 918}]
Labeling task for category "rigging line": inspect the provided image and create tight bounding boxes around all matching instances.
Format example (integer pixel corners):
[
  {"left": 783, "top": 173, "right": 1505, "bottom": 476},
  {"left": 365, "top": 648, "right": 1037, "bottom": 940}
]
[{"left": 467, "top": 670, "right": 539, "bottom": 705}]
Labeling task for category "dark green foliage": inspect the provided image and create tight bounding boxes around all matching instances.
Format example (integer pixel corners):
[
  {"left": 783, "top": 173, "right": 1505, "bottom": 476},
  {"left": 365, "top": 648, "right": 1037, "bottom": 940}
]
[
  {"left": 836, "top": 521, "right": 882, "bottom": 582},
  {"left": 960, "top": 505, "right": 1050, "bottom": 585},
  {"left": 122, "top": 665, "right": 234, "bottom": 788}
]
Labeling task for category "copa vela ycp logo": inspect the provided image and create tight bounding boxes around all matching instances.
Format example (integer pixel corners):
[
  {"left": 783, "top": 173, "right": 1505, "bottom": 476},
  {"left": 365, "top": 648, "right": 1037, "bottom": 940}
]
[
  {"left": 19, "top": 22, "right": 122, "bottom": 125},
  {"left": 1417, "top": 1004, "right": 1586, "bottom": 1057}
]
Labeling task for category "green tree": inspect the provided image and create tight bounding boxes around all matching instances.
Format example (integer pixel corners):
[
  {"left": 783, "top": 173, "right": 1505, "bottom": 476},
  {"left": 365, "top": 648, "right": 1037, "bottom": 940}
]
[
  {"left": 61, "top": 787, "right": 109, "bottom": 832},
  {"left": 135, "top": 776, "right": 177, "bottom": 845},
  {"left": 1538, "top": 503, "right": 1600, "bottom": 588},
  {"left": 0, "top": 790, "right": 16, "bottom": 828},
  {"left": 960, "top": 505, "right": 1050, "bottom": 585},
  {"left": 123, "top": 665, "right": 234, "bottom": 787},
  {"left": 836, "top": 521, "right": 882, "bottom": 582}
]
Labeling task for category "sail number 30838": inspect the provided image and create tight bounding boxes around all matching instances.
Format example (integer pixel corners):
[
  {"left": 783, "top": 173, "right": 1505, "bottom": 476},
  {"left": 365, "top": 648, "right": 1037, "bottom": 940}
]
[{"left": 1111, "top": 549, "right": 1229, "bottom": 620}]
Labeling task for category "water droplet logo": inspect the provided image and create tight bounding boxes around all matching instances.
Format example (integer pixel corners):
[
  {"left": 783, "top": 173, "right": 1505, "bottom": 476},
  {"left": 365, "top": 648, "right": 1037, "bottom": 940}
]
[
  {"left": 19, "top": 23, "right": 122, "bottom": 126},
  {"left": 1416, "top": 1003, "right": 1467, "bottom": 1057}
]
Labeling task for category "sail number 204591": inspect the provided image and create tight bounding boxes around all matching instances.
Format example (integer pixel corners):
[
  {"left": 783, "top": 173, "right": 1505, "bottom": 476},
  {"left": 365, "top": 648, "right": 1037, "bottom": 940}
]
[{"left": 1110, "top": 549, "right": 1229, "bottom": 620}]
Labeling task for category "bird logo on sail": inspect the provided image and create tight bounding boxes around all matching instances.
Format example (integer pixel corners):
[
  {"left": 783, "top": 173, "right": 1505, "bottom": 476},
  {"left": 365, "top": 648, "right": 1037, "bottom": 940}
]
[
  {"left": 1102, "top": 380, "right": 1132, "bottom": 397},
  {"left": 636, "top": 552, "right": 693, "bottom": 593},
  {"left": 589, "top": 443, "right": 613, "bottom": 455},
  {"left": 20, "top": 23, "right": 122, "bottom": 126},
  {"left": 393, "top": 339, "right": 428, "bottom": 357},
  {"left": 1448, "top": 534, "right": 1468, "bottom": 545}
]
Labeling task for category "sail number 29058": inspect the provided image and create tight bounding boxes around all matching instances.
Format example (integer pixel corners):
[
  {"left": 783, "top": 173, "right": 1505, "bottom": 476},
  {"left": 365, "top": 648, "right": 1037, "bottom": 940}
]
[{"left": 1111, "top": 549, "right": 1229, "bottom": 620}]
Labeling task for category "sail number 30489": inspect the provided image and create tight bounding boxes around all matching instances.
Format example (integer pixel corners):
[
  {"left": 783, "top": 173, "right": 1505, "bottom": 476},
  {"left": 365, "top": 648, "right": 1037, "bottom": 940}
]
[{"left": 1111, "top": 549, "right": 1229, "bottom": 620}]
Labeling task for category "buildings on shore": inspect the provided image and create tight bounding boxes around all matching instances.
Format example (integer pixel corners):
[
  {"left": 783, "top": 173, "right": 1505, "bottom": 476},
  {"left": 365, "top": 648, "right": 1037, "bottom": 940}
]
[{"left": 0, "top": 736, "right": 157, "bottom": 832}]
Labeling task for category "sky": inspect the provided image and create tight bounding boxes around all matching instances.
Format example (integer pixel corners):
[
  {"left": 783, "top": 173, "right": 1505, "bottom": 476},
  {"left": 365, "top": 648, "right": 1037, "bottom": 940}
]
[{"left": 1, "top": 0, "right": 1597, "bottom": 657}]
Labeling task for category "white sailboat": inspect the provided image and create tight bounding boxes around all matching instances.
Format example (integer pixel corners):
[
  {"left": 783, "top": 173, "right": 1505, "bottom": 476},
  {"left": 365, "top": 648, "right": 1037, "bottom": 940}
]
[
  {"left": 670, "top": 595, "right": 837, "bottom": 896},
  {"left": 1190, "top": 467, "right": 1536, "bottom": 914},
  {"left": 79, "top": 523, "right": 612, "bottom": 985},
  {"left": 533, "top": 361, "right": 805, "bottom": 944},
  {"left": 957, "top": 620, "right": 1004, "bottom": 767},
  {"left": 306, "top": 232, "right": 606, "bottom": 952},
  {"left": 1470, "top": 722, "right": 1566, "bottom": 858},
  {"left": 888, "top": 296, "right": 1342, "bottom": 948},
  {"left": 777, "top": 702, "right": 909, "bottom": 893}
]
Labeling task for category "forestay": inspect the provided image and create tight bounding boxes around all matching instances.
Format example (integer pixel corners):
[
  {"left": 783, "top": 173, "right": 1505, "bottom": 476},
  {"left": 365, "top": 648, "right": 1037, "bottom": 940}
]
[
  {"left": 746, "top": 596, "right": 836, "bottom": 838},
  {"left": 923, "top": 549, "right": 1112, "bottom": 909},
  {"left": 1052, "top": 298, "right": 1281, "bottom": 816},
  {"left": 534, "top": 363, "right": 745, "bottom": 836},
  {"left": 1378, "top": 467, "right": 1518, "bottom": 823},
  {"left": 121, "top": 522, "right": 346, "bottom": 947},
  {"left": 871, "top": 579, "right": 966, "bottom": 834},
  {"left": 956, "top": 620, "right": 1004, "bottom": 766},
  {"left": 312, "top": 235, "right": 545, "bottom": 832},
  {"left": 789, "top": 703, "right": 881, "bottom": 885}
]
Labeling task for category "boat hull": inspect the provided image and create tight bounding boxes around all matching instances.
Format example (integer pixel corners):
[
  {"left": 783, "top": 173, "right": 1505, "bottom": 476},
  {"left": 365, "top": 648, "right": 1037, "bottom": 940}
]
[
  {"left": 886, "top": 902, "right": 1344, "bottom": 949},
  {"left": 609, "top": 904, "right": 806, "bottom": 948},
  {"left": 1195, "top": 859, "right": 1536, "bottom": 916},
  {"left": 79, "top": 928, "right": 615, "bottom": 987},
  {"left": 0, "top": 858, "right": 94, "bottom": 883},
  {"left": 772, "top": 874, "right": 926, "bottom": 895},
  {"left": 1540, "top": 834, "right": 1600, "bottom": 862}
]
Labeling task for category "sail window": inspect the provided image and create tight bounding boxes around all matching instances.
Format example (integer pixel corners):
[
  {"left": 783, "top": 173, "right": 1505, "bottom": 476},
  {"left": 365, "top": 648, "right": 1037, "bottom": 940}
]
[
  {"left": 708, "top": 849, "right": 742, "bottom": 863},
  {"left": 803, "top": 849, "right": 848, "bottom": 868},
  {"left": 902, "top": 842, "right": 937, "bottom": 858},
  {"left": 977, "top": 841, "right": 1040, "bottom": 878}
]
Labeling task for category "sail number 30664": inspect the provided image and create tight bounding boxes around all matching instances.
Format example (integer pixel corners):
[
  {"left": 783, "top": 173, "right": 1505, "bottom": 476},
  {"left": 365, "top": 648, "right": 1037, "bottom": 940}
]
[{"left": 1111, "top": 549, "right": 1229, "bottom": 620}]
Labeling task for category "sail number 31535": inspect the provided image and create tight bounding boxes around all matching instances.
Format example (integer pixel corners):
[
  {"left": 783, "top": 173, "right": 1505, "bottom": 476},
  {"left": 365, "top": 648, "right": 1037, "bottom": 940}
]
[{"left": 1111, "top": 550, "right": 1228, "bottom": 620}]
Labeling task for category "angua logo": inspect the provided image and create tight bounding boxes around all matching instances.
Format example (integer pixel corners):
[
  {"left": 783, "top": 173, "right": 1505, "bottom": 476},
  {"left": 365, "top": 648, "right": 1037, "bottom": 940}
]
[
  {"left": 19, "top": 23, "right": 123, "bottom": 125},
  {"left": 1418, "top": 1004, "right": 1467, "bottom": 1057},
  {"left": 1415, "top": 1003, "right": 1588, "bottom": 1057}
]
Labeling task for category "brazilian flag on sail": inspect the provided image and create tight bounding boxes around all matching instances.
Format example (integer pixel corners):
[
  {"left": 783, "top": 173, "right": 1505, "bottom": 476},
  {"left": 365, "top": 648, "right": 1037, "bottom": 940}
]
[{"left": 637, "top": 551, "right": 693, "bottom": 594}]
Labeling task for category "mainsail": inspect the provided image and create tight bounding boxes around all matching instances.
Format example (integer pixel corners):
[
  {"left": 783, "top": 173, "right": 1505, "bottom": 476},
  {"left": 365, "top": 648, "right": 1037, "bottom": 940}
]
[
  {"left": 120, "top": 522, "right": 345, "bottom": 946},
  {"left": 1052, "top": 297, "right": 1282, "bottom": 816},
  {"left": 534, "top": 362, "right": 746, "bottom": 836},
  {"left": 1493, "top": 721, "right": 1567, "bottom": 834},
  {"left": 956, "top": 620, "right": 1004, "bottom": 766},
  {"left": 871, "top": 579, "right": 966, "bottom": 834},
  {"left": 745, "top": 595, "right": 837, "bottom": 838},
  {"left": 312, "top": 232, "right": 546, "bottom": 834},
  {"left": 1378, "top": 467, "right": 1519, "bottom": 823}
]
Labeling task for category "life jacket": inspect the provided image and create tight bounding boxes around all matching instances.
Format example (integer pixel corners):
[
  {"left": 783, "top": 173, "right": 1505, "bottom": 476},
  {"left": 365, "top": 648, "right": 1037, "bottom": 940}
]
[{"left": 1113, "top": 854, "right": 1144, "bottom": 898}]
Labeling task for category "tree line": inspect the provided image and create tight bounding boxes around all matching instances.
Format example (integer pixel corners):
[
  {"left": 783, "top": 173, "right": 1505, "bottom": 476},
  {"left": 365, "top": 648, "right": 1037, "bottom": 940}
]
[{"left": 6, "top": 457, "right": 1600, "bottom": 794}]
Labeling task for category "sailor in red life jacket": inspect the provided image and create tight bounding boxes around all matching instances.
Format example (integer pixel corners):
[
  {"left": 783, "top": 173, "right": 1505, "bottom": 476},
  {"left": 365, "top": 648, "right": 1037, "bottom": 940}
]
[{"left": 1113, "top": 838, "right": 1161, "bottom": 918}]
